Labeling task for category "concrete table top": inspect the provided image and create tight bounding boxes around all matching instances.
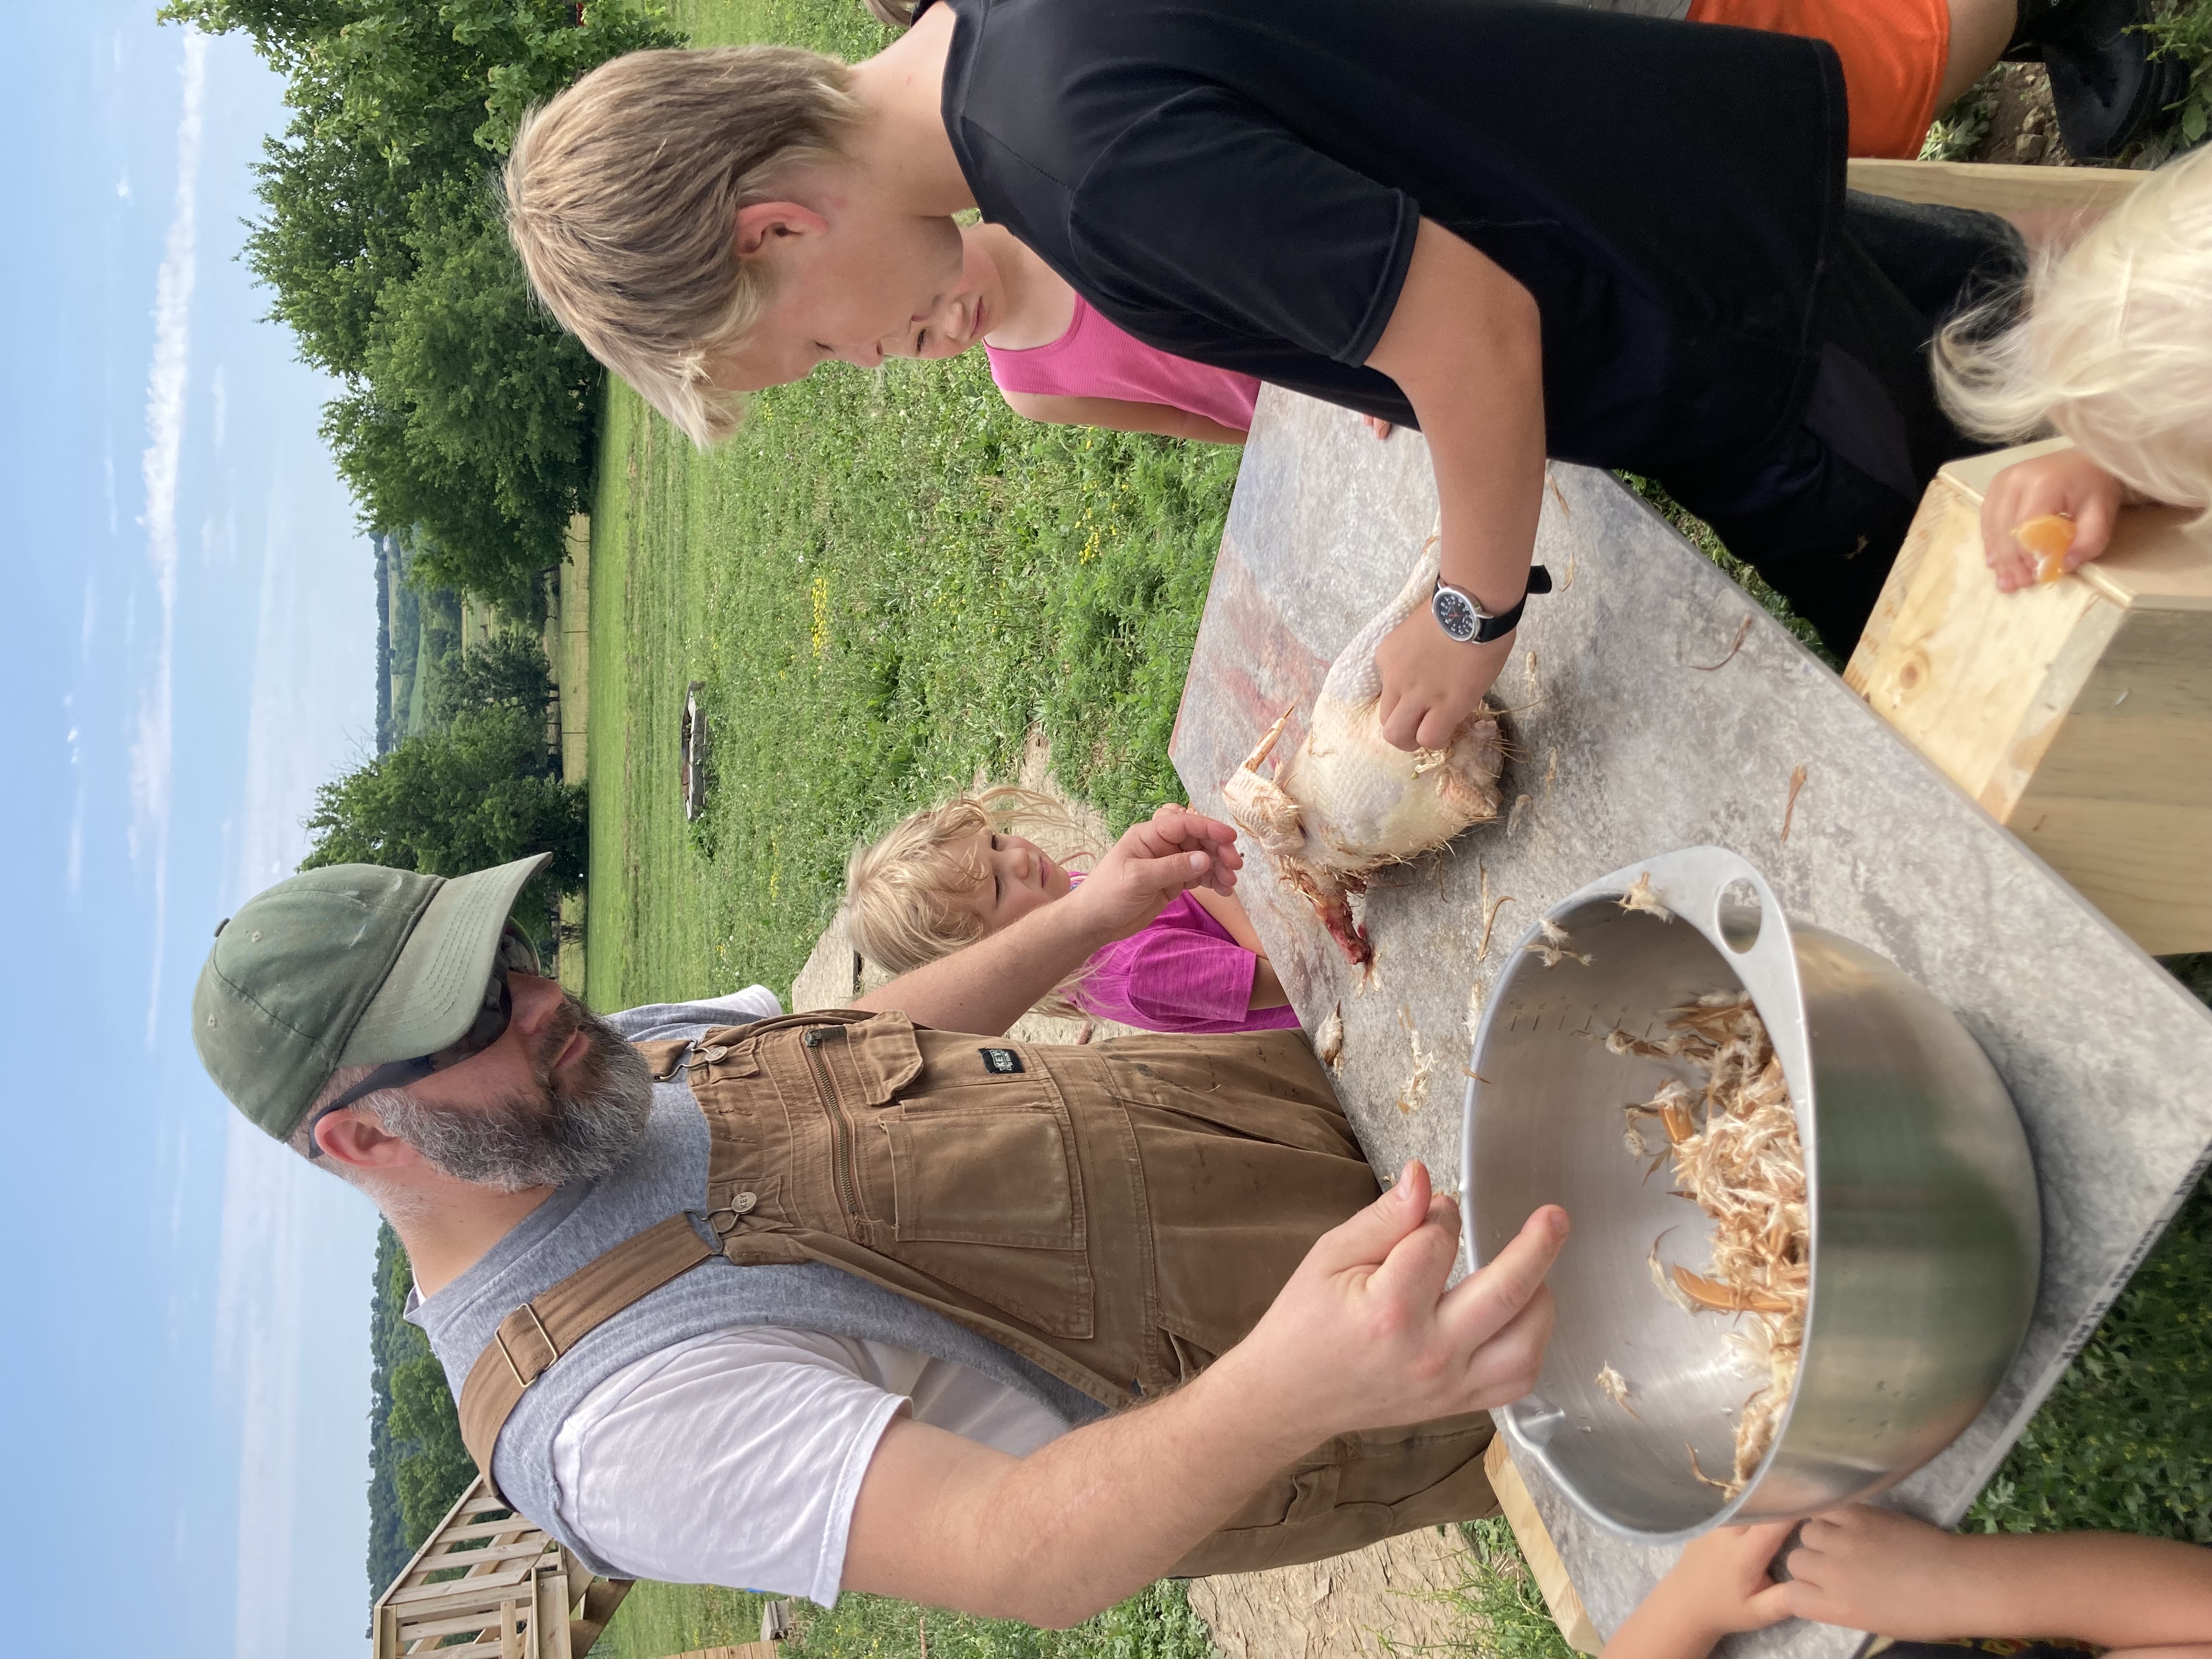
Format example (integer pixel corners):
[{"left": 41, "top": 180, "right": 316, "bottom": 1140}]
[{"left": 1169, "top": 389, "right": 2212, "bottom": 1658}]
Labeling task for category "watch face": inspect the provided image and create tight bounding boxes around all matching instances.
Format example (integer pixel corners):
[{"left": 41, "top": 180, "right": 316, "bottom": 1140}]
[{"left": 1433, "top": 584, "right": 1481, "bottom": 642}]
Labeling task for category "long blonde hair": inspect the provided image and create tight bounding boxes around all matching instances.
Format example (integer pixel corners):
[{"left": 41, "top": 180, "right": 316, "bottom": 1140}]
[
  {"left": 844, "top": 787, "right": 1098, "bottom": 1017},
  {"left": 1935, "top": 144, "right": 2212, "bottom": 523}
]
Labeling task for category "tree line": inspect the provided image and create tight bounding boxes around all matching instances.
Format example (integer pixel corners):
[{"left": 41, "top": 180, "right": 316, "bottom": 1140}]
[
  {"left": 314, "top": 540, "right": 585, "bottom": 948},
  {"left": 162, "top": 0, "right": 681, "bottom": 603},
  {"left": 368, "top": 1223, "right": 476, "bottom": 1593}
]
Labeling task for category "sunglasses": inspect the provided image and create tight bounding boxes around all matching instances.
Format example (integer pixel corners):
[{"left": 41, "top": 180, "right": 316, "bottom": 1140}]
[{"left": 306, "top": 924, "right": 543, "bottom": 1158}]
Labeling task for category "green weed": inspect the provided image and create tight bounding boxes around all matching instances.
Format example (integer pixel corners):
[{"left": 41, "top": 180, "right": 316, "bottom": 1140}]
[{"left": 597, "top": 1579, "right": 1222, "bottom": 1659}]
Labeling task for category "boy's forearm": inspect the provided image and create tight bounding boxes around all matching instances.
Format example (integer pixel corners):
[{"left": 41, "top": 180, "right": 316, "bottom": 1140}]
[
  {"left": 1602, "top": 1582, "right": 1728, "bottom": 1659},
  {"left": 1942, "top": 1532, "right": 2212, "bottom": 1646},
  {"left": 1367, "top": 218, "right": 1548, "bottom": 613}
]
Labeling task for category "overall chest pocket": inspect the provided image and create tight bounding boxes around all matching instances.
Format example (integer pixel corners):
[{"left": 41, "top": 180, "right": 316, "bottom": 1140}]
[
  {"left": 882, "top": 1084, "right": 1084, "bottom": 1249},
  {"left": 872, "top": 1048, "right": 1094, "bottom": 1338}
]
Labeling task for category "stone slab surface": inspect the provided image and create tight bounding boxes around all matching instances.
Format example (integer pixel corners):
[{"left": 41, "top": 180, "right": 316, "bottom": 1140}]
[{"left": 1169, "top": 388, "right": 2212, "bottom": 1659}]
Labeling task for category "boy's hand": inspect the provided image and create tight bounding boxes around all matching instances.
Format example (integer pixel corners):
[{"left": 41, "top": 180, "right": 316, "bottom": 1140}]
[
  {"left": 1376, "top": 611, "right": 1514, "bottom": 751},
  {"left": 1775, "top": 1505, "right": 1967, "bottom": 1637},
  {"left": 1217, "top": 1161, "right": 1564, "bottom": 1438},
  {"left": 1066, "top": 804, "right": 1243, "bottom": 943},
  {"left": 1982, "top": 449, "right": 2125, "bottom": 592},
  {"left": 1602, "top": 1522, "right": 1796, "bottom": 1659}
]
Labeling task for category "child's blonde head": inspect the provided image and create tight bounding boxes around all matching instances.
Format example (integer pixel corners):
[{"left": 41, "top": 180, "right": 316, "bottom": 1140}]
[
  {"left": 1936, "top": 145, "right": 2212, "bottom": 522},
  {"left": 503, "top": 47, "right": 861, "bottom": 449},
  {"left": 844, "top": 788, "right": 1097, "bottom": 1012}
]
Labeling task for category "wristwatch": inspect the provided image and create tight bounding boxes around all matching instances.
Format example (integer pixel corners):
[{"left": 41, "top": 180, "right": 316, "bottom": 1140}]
[{"left": 1432, "top": 565, "right": 1552, "bottom": 644}]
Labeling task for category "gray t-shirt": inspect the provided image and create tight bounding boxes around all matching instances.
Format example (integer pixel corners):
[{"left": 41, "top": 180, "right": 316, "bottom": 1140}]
[{"left": 408, "top": 989, "right": 1105, "bottom": 1586}]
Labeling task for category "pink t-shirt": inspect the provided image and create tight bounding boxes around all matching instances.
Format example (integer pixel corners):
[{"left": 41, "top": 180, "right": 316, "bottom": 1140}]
[
  {"left": 983, "top": 296, "right": 1262, "bottom": 434},
  {"left": 1074, "top": 890, "right": 1303, "bottom": 1034}
]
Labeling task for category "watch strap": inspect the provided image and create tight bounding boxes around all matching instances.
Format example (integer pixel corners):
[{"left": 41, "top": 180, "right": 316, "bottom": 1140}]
[{"left": 1437, "top": 565, "right": 1552, "bottom": 644}]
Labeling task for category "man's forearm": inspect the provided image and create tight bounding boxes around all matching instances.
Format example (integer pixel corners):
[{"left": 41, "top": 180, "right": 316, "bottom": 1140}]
[
  {"left": 851, "top": 1345, "right": 1321, "bottom": 1627},
  {"left": 850, "top": 895, "right": 1113, "bottom": 1032}
]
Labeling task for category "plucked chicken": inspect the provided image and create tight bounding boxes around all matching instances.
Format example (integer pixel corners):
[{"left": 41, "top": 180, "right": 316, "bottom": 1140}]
[{"left": 1222, "top": 540, "right": 1505, "bottom": 965}]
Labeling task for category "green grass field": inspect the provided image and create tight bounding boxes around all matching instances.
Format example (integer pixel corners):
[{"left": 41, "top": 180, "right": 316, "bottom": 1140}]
[
  {"left": 582, "top": 292, "right": 1236, "bottom": 1012},
  {"left": 579, "top": 1, "right": 2212, "bottom": 1653}
]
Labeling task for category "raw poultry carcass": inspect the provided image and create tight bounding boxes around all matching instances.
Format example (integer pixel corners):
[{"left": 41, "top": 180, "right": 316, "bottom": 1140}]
[{"left": 1223, "top": 541, "right": 1505, "bottom": 966}]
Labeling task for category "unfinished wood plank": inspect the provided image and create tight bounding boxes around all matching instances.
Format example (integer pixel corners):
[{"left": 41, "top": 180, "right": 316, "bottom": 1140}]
[
  {"left": 1846, "top": 158, "right": 2148, "bottom": 213},
  {"left": 534, "top": 1567, "right": 575, "bottom": 1659},
  {"left": 1483, "top": 1435, "right": 1604, "bottom": 1654},
  {"left": 390, "top": 1561, "right": 541, "bottom": 1605},
  {"left": 1847, "top": 440, "right": 2212, "bottom": 952}
]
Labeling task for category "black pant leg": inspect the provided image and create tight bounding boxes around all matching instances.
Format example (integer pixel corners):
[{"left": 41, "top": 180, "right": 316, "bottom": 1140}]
[{"left": 1660, "top": 204, "right": 2023, "bottom": 654}]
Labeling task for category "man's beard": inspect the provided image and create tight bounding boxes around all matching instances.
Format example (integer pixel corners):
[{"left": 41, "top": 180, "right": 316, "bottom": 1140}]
[{"left": 377, "top": 995, "right": 656, "bottom": 1192}]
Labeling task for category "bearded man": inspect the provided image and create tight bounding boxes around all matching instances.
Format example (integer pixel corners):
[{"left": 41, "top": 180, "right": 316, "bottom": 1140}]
[{"left": 195, "top": 808, "right": 1563, "bottom": 1623}]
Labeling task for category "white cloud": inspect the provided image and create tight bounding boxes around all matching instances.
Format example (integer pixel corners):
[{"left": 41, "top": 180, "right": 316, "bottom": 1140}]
[{"left": 132, "top": 26, "right": 207, "bottom": 1045}]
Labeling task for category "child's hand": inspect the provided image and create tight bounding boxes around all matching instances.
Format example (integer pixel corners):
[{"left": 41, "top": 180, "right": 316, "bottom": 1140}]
[
  {"left": 1982, "top": 450, "right": 2125, "bottom": 592},
  {"left": 1363, "top": 414, "right": 1396, "bottom": 441},
  {"left": 1375, "top": 610, "right": 1511, "bottom": 751},
  {"left": 1602, "top": 1522, "right": 1797, "bottom": 1659},
  {"left": 1069, "top": 804, "right": 1244, "bottom": 943},
  {"left": 1775, "top": 1505, "right": 1968, "bottom": 1637}
]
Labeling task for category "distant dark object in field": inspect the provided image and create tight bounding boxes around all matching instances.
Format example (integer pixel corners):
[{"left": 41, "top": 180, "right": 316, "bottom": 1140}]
[{"left": 681, "top": 682, "right": 710, "bottom": 821}]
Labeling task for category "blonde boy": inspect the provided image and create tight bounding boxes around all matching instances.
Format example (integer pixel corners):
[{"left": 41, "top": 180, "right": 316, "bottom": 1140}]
[{"left": 506, "top": 0, "right": 2026, "bottom": 739}]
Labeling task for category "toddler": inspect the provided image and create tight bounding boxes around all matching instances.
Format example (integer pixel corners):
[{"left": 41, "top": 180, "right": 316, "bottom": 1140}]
[
  {"left": 843, "top": 787, "right": 1299, "bottom": 1034},
  {"left": 1604, "top": 1502, "right": 2212, "bottom": 1659},
  {"left": 1936, "top": 143, "right": 2212, "bottom": 593}
]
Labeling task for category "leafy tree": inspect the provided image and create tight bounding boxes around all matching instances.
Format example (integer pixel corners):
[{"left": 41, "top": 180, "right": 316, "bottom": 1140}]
[
  {"left": 429, "top": 628, "right": 557, "bottom": 725},
  {"left": 391, "top": 1352, "right": 477, "bottom": 1545},
  {"left": 161, "top": 0, "right": 684, "bottom": 600},
  {"left": 301, "top": 703, "right": 584, "bottom": 937},
  {"left": 367, "top": 1224, "right": 477, "bottom": 1591}
]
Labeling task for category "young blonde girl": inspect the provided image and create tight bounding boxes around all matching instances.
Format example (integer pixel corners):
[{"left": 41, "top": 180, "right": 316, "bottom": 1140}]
[
  {"left": 844, "top": 787, "right": 1297, "bottom": 1032},
  {"left": 1937, "top": 143, "right": 2212, "bottom": 593}
]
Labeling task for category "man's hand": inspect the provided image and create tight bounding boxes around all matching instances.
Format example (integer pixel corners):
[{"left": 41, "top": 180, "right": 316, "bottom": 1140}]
[
  {"left": 1982, "top": 449, "right": 2125, "bottom": 592},
  {"left": 843, "top": 1161, "right": 1565, "bottom": 1627},
  {"left": 1065, "top": 802, "right": 1243, "bottom": 942},
  {"left": 1376, "top": 612, "right": 1515, "bottom": 751},
  {"left": 1215, "top": 1161, "right": 1563, "bottom": 1437}
]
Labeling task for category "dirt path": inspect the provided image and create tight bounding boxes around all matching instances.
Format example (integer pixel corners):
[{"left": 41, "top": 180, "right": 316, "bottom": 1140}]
[{"left": 1188, "top": 1527, "right": 1478, "bottom": 1659}]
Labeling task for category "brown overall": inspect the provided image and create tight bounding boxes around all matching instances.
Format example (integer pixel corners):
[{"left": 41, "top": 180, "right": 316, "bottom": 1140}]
[{"left": 457, "top": 1012, "right": 1497, "bottom": 1577}]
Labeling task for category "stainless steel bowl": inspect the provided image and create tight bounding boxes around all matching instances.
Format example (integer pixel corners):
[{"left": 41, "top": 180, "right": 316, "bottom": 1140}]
[{"left": 1463, "top": 847, "right": 2039, "bottom": 1543}]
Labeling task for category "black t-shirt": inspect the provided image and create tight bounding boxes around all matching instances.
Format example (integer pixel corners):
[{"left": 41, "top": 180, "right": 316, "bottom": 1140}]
[{"left": 939, "top": 0, "right": 1847, "bottom": 473}]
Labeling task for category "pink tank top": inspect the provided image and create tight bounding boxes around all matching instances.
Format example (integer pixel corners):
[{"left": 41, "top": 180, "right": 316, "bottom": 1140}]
[{"left": 984, "top": 296, "right": 1261, "bottom": 434}]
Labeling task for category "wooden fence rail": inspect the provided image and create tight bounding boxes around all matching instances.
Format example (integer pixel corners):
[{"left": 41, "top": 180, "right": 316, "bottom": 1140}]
[{"left": 371, "top": 1475, "right": 630, "bottom": 1659}]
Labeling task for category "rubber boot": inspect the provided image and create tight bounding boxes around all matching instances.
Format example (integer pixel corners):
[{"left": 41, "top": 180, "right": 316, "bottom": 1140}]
[{"left": 2004, "top": 0, "right": 2187, "bottom": 159}]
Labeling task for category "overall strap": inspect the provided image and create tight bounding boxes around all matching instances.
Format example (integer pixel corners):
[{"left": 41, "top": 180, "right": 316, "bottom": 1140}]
[{"left": 455, "top": 1213, "right": 716, "bottom": 1501}]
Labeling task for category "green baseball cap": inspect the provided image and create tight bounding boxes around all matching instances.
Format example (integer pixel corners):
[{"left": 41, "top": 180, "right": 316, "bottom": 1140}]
[{"left": 193, "top": 854, "right": 553, "bottom": 1141}]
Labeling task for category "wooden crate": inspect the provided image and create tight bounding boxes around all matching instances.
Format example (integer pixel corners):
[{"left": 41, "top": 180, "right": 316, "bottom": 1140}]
[{"left": 1846, "top": 439, "right": 2212, "bottom": 954}]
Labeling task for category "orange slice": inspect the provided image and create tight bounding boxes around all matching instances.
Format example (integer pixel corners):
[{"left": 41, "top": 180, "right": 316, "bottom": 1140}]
[{"left": 2013, "top": 514, "right": 2076, "bottom": 585}]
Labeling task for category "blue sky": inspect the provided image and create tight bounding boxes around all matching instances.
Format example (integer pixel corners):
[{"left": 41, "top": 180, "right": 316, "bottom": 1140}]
[{"left": 1, "top": 8, "right": 382, "bottom": 1655}]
